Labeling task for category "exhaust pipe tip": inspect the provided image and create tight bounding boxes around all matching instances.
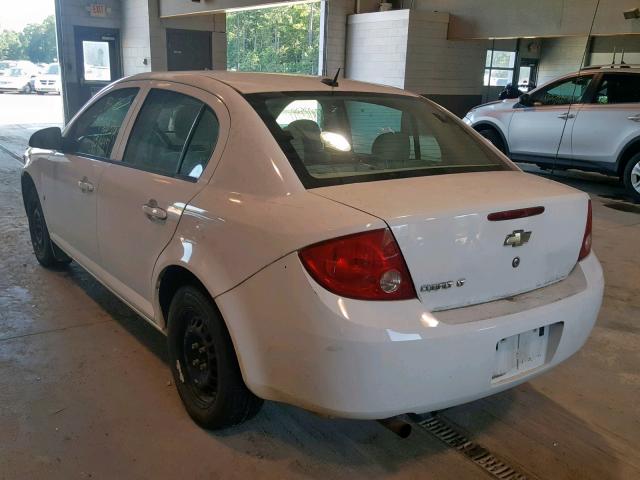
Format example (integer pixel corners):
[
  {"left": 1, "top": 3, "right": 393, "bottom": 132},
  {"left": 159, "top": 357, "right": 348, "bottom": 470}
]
[{"left": 377, "top": 417, "right": 412, "bottom": 438}]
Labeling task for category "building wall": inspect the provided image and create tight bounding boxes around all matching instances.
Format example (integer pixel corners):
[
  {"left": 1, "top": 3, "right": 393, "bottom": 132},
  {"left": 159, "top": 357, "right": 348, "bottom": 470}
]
[
  {"left": 55, "top": 0, "right": 122, "bottom": 121},
  {"left": 122, "top": 1, "right": 225, "bottom": 75},
  {"left": 589, "top": 35, "right": 640, "bottom": 66},
  {"left": 149, "top": 12, "right": 226, "bottom": 72},
  {"left": 345, "top": 10, "right": 488, "bottom": 115},
  {"left": 537, "top": 36, "right": 589, "bottom": 85},
  {"left": 122, "top": 0, "right": 152, "bottom": 75},
  {"left": 414, "top": 0, "right": 640, "bottom": 39},
  {"left": 346, "top": 10, "right": 409, "bottom": 88},
  {"left": 404, "top": 11, "right": 488, "bottom": 114},
  {"left": 325, "top": 0, "right": 355, "bottom": 77}
]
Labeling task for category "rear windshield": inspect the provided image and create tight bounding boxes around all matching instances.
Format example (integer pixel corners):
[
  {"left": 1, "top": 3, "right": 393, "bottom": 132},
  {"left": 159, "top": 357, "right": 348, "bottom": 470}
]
[{"left": 245, "top": 91, "right": 512, "bottom": 188}]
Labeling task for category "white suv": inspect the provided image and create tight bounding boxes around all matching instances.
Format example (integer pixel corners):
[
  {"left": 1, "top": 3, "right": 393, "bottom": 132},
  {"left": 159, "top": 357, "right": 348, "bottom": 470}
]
[{"left": 464, "top": 66, "right": 640, "bottom": 202}]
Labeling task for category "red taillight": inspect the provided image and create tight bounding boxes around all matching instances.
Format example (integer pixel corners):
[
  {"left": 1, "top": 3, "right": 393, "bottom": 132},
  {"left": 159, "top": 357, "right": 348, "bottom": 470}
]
[
  {"left": 578, "top": 199, "right": 592, "bottom": 261},
  {"left": 298, "top": 228, "right": 416, "bottom": 301}
]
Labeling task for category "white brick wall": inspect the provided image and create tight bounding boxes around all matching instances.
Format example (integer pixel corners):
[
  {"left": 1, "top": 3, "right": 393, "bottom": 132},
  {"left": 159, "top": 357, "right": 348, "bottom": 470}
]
[
  {"left": 325, "top": 0, "right": 355, "bottom": 77},
  {"left": 346, "top": 10, "right": 410, "bottom": 89},
  {"left": 122, "top": 0, "right": 152, "bottom": 76},
  {"left": 404, "top": 12, "right": 488, "bottom": 96}
]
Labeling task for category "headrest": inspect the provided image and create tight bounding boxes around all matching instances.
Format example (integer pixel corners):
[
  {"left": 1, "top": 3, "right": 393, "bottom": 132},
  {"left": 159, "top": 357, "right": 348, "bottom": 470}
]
[
  {"left": 285, "top": 119, "right": 322, "bottom": 140},
  {"left": 372, "top": 132, "right": 410, "bottom": 161}
]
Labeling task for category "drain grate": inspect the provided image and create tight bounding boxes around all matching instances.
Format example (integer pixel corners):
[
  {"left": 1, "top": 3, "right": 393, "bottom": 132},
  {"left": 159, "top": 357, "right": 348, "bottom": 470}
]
[{"left": 411, "top": 413, "right": 529, "bottom": 480}]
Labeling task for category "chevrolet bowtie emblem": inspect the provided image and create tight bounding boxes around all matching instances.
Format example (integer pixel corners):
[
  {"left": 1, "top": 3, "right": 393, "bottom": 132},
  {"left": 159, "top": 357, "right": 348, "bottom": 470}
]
[{"left": 504, "top": 229, "right": 532, "bottom": 247}]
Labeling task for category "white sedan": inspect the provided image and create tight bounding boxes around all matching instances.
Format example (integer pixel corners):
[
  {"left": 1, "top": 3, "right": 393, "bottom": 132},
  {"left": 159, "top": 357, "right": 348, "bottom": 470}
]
[{"left": 22, "top": 72, "right": 603, "bottom": 429}]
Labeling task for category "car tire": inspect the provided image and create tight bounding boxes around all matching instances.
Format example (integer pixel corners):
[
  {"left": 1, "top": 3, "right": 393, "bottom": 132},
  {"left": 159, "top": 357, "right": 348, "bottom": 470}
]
[
  {"left": 622, "top": 152, "right": 640, "bottom": 203},
  {"left": 167, "top": 285, "right": 263, "bottom": 429},
  {"left": 36, "top": 91, "right": 45, "bottom": 95},
  {"left": 22, "top": 84, "right": 33, "bottom": 94},
  {"left": 476, "top": 127, "right": 506, "bottom": 154},
  {"left": 24, "top": 187, "right": 72, "bottom": 268}
]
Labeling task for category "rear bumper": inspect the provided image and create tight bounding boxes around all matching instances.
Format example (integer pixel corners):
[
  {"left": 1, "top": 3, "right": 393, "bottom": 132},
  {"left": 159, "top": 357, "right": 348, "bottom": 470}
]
[{"left": 217, "top": 252, "right": 604, "bottom": 419}]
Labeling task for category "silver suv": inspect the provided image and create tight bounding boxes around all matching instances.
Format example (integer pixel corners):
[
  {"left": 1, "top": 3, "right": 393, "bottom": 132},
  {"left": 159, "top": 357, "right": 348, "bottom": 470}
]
[{"left": 464, "top": 65, "right": 640, "bottom": 201}]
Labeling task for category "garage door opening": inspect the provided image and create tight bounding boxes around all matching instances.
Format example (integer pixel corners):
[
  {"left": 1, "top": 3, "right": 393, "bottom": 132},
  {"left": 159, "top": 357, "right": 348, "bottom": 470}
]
[
  {"left": 0, "top": 0, "right": 62, "bottom": 158},
  {"left": 226, "top": 1, "right": 323, "bottom": 75}
]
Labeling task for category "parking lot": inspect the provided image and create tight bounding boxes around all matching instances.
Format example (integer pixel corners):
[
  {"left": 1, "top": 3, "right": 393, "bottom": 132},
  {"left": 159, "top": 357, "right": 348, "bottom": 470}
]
[{"left": 1, "top": 92, "right": 639, "bottom": 479}]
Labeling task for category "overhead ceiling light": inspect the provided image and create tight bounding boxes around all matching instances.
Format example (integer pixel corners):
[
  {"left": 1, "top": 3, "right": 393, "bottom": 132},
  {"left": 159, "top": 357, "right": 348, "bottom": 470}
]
[{"left": 623, "top": 8, "right": 640, "bottom": 19}]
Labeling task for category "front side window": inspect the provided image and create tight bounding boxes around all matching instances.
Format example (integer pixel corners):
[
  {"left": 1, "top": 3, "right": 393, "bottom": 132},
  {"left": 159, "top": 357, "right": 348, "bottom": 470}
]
[
  {"left": 246, "top": 92, "right": 511, "bottom": 188},
  {"left": 593, "top": 74, "right": 640, "bottom": 105},
  {"left": 123, "top": 89, "right": 218, "bottom": 179},
  {"left": 67, "top": 88, "right": 138, "bottom": 159},
  {"left": 531, "top": 75, "right": 593, "bottom": 106}
]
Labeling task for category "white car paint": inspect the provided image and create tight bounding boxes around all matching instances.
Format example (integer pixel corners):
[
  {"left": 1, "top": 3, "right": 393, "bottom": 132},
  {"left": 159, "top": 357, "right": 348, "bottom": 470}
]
[
  {"left": 0, "top": 65, "right": 38, "bottom": 93},
  {"left": 35, "top": 64, "right": 61, "bottom": 94},
  {"left": 23, "top": 72, "right": 603, "bottom": 420}
]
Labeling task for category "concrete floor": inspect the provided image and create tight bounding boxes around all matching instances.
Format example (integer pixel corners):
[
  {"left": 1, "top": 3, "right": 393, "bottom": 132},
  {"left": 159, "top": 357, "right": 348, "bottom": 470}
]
[{"left": 1, "top": 96, "right": 639, "bottom": 479}]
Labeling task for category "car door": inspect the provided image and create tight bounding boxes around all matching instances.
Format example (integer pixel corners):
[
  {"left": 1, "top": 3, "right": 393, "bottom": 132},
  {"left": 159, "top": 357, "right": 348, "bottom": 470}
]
[
  {"left": 44, "top": 86, "right": 140, "bottom": 265},
  {"left": 508, "top": 74, "right": 594, "bottom": 164},
  {"left": 96, "top": 82, "right": 229, "bottom": 319},
  {"left": 570, "top": 72, "right": 640, "bottom": 169}
]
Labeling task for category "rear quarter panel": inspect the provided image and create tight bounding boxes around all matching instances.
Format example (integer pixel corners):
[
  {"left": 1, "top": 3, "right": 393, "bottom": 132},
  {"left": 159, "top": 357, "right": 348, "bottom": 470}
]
[{"left": 151, "top": 188, "right": 385, "bottom": 328}]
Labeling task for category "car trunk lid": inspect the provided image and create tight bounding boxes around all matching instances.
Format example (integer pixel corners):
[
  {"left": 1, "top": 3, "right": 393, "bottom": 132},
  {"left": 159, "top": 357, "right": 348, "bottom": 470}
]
[{"left": 312, "top": 171, "right": 588, "bottom": 311}]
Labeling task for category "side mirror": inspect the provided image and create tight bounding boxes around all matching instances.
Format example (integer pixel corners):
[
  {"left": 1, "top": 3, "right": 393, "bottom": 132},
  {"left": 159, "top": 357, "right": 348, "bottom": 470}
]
[
  {"left": 518, "top": 93, "right": 533, "bottom": 107},
  {"left": 29, "top": 127, "right": 63, "bottom": 151}
]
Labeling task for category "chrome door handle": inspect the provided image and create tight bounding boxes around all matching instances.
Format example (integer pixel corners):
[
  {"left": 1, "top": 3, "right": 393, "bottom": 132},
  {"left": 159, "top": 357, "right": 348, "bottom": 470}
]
[
  {"left": 77, "top": 177, "right": 94, "bottom": 193},
  {"left": 142, "top": 201, "right": 167, "bottom": 221},
  {"left": 628, "top": 114, "right": 640, "bottom": 122},
  {"left": 558, "top": 113, "right": 575, "bottom": 120}
]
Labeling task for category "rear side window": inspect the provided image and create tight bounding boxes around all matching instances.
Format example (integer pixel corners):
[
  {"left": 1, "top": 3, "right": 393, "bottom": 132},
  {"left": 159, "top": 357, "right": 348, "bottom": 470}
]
[
  {"left": 68, "top": 88, "right": 138, "bottom": 159},
  {"left": 123, "top": 89, "right": 219, "bottom": 179},
  {"left": 246, "top": 92, "right": 510, "bottom": 188},
  {"left": 593, "top": 74, "right": 640, "bottom": 104},
  {"left": 180, "top": 108, "right": 219, "bottom": 179}
]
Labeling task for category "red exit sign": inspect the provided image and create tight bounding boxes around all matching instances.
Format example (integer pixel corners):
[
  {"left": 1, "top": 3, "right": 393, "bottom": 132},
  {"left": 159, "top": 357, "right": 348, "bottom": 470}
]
[{"left": 89, "top": 4, "right": 108, "bottom": 17}]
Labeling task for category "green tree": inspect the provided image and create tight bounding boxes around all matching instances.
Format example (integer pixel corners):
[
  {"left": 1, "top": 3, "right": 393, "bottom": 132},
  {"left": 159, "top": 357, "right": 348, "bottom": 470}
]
[
  {"left": 0, "top": 15, "right": 57, "bottom": 63},
  {"left": 0, "top": 30, "right": 24, "bottom": 60},
  {"left": 227, "top": 2, "right": 320, "bottom": 75},
  {"left": 21, "top": 16, "right": 57, "bottom": 63}
]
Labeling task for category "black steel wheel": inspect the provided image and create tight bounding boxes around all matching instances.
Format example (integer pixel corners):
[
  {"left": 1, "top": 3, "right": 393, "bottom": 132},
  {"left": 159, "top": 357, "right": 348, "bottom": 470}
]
[
  {"left": 24, "top": 185, "right": 71, "bottom": 268},
  {"left": 167, "top": 285, "right": 262, "bottom": 429}
]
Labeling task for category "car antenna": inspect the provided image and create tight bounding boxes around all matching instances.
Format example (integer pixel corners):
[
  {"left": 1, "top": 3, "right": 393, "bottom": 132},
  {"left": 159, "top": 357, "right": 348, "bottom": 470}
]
[{"left": 321, "top": 68, "right": 341, "bottom": 88}]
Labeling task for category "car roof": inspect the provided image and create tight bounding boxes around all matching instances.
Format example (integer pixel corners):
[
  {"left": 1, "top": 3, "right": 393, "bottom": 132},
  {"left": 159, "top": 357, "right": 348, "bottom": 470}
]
[
  {"left": 581, "top": 65, "right": 640, "bottom": 73},
  {"left": 122, "top": 70, "right": 417, "bottom": 96}
]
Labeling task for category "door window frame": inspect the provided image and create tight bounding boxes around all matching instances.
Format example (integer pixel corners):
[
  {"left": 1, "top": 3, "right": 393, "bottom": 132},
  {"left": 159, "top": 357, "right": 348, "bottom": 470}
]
[
  {"left": 523, "top": 73, "right": 598, "bottom": 109},
  {"left": 109, "top": 80, "right": 230, "bottom": 185},
  {"left": 587, "top": 71, "right": 640, "bottom": 106},
  {"left": 61, "top": 82, "right": 146, "bottom": 161}
]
